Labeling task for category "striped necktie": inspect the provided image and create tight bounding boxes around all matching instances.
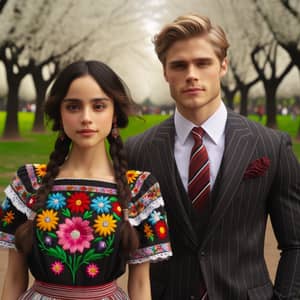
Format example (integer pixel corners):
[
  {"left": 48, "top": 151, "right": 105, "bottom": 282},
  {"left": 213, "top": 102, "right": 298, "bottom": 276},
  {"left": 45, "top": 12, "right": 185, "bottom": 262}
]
[
  {"left": 188, "top": 127, "right": 210, "bottom": 213},
  {"left": 188, "top": 127, "right": 210, "bottom": 299}
]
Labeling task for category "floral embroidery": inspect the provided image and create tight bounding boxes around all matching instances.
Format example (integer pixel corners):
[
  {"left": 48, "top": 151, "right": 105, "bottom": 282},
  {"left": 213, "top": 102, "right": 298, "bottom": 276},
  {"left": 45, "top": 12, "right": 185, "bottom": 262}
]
[
  {"left": 155, "top": 220, "right": 168, "bottom": 239},
  {"left": 67, "top": 192, "right": 90, "bottom": 213},
  {"left": 149, "top": 211, "right": 162, "bottom": 225},
  {"left": 91, "top": 196, "right": 111, "bottom": 214},
  {"left": 56, "top": 217, "right": 94, "bottom": 253},
  {"left": 2, "top": 211, "right": 15, "bottom": 226},
  {"left": 126, "top": 170, "right": 139, "bottom": 184},
  {"left": 112, "top": 202, "right": 122, "bottom": 217},
  {"left": 47, "top": 193, "right": 66, "bottom": 210},
  {"left": 0, "top": 167, "right": 172, "bottom": 285},
  {"left": 36, "top": 209, "right": 59, "bottom": 231},
  {"left": 51, "top": 261, "right": 64, "bottom": 275},
  {"left": 144, "top": 223, "right": 154, "bottom": 241},
  {"left": 86, "top": 263, "right": 99, "bottom": 278},
  {"left": 35, "top": 164, "right": 47, "bottom": 178},
  {"left": 93, "top": 214, "right": 117, "bottom": 237}
]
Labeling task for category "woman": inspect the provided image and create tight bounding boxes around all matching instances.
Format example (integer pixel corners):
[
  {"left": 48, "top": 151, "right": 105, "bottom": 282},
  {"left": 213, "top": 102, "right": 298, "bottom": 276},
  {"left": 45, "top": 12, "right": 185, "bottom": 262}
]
[{"left": 0, "top": 60, "right": 172, "bottom": 299}]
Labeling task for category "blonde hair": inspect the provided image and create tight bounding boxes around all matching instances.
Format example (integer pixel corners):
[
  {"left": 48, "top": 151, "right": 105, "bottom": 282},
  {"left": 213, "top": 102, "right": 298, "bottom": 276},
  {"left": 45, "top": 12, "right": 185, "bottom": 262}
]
[{"left": 153, "top": 14, "right": 229, "bottom": 65}]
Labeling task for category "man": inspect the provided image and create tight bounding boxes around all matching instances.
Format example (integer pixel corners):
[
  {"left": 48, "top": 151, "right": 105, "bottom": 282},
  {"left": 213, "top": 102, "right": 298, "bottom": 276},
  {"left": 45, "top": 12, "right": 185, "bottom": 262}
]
[{"left": 125, "top": 14, "right": 300, "bottom": 300}]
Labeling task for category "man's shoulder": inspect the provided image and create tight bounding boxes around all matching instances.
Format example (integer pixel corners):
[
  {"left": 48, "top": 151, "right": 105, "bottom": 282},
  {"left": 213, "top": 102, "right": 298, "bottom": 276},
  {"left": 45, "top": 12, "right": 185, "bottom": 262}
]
[{"left": 227, "top": 109, "right": 284, "bottom": 138}]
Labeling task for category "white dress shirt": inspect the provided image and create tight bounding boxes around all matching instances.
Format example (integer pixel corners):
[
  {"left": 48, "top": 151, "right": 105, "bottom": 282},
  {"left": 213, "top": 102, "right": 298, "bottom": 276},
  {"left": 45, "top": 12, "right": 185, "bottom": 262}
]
[{"left": 174, "top": 102, "right": 227, "bottom": 191}]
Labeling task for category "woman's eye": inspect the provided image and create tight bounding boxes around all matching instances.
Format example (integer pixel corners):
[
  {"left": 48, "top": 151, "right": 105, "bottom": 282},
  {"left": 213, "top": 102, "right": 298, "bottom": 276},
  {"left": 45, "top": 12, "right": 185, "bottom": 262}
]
[
  {"left": 66, "top": 104, "right": 80, "bottom": 111},
  {"left": 94, "top": 103, "right": 105, "bottom": 111}
]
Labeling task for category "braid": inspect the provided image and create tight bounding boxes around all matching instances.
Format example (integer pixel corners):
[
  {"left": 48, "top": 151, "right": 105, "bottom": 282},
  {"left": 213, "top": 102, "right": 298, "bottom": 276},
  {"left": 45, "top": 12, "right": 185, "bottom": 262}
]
[
  {"left": 108, "top": 134, "right": 139, "bottom": 255},
  {"left": 15, "top": 136, "right": 71, "bottom": 254}
]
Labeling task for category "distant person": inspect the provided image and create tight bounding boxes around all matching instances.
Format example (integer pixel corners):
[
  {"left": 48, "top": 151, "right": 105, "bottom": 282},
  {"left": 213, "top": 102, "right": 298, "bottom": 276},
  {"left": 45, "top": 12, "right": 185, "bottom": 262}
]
[
  {"left": 0, "top": 60, "right": 172, "bottom": 300},
  {"left": 125, "top": 13, "right": 300, "bottom": 299}
]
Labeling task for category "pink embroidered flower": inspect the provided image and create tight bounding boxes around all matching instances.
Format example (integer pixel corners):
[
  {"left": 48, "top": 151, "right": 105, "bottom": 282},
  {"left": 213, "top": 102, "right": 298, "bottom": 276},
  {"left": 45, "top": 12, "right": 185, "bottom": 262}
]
[
  {"left": 56, "top": 217, "right": 94, "bottom": 253},
  {"left": 86, "top": 263, "right": 99, "bottom": 278},
  {"left": 51, "top": 261, "right": 64, "bottom": 275}
]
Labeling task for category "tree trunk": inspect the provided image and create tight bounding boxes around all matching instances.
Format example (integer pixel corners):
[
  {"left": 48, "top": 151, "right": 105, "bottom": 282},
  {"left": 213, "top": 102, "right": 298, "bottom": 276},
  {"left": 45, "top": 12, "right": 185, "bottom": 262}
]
[
  {"left": 2, "top": 82, "right": 21, "bottom": 139},
  {"left": 32, "top": 76, "right": 47, "bottom": 132},
  {"left": 223, "top": 91, "right": 235, "bottom": 110},
  {"left": 265, "top": 88, "right": 277, "bottom": 129},
  {"left": 239, "top": 87, "right": 250, "bottom": 117}
]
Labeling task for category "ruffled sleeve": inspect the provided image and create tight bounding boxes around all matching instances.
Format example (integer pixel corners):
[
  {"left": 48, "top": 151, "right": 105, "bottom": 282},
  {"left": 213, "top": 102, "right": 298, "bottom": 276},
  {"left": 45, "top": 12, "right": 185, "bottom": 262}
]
[
  {"left": 127, "top": 170, "right": 172, "bottom": 264},
  {"left": 0, "top": 164, "right": 44, "bottom": 248}
]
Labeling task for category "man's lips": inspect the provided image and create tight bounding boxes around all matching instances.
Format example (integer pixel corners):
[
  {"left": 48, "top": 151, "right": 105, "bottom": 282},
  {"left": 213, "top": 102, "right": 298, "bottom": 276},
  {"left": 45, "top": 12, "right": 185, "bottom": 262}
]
[{"left": 182, "top": 87, "right": 205, "bottom": 93}]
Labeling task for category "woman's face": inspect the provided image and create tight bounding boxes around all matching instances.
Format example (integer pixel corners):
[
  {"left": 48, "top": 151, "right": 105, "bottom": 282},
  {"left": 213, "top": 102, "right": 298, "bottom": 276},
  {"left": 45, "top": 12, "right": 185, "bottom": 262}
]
[{"left": 60, "top": 75, "right": 115, "bottom": 150}]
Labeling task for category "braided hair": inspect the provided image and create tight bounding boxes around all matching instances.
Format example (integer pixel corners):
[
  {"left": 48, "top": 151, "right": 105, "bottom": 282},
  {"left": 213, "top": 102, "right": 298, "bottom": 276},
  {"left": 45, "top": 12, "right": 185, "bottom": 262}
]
[{"left": 15, "top": 60, "right": 139, "bottom": 254}]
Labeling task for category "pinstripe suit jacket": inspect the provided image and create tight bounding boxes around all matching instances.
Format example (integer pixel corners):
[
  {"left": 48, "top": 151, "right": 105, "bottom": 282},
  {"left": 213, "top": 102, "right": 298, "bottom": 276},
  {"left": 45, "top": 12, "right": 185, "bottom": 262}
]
[{"left": 125, "top": 110, "right": 300, "bottom": 300}]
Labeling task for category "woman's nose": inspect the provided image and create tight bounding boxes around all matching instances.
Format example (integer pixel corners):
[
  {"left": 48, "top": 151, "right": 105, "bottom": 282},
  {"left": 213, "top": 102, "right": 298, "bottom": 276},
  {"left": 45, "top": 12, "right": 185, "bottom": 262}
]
[{"left": 81, "top": 108, "right": 92, "bottom": 125}]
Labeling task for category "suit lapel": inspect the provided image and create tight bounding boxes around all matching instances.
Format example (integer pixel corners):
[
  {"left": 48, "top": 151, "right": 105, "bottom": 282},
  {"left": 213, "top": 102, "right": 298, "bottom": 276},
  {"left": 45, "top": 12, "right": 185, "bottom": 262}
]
[
  {"left": 151, "top": 117, "right": 198, "bottom": 247},
  {"left": 202, "top": 111, "right": 259, "bottom": 247}
]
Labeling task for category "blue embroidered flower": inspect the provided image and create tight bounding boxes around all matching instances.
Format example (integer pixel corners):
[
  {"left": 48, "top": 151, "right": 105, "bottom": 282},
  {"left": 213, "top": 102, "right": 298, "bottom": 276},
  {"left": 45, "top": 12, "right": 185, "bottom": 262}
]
[
  {"left": 149, "top": 210, "right": 162, "bottom": 225},
  {"left": 2, "top": 198, "right": 11, "bottom": 210},
  {"left": 91, "top": 196, "right": 111, "bottom": 214},
  {"left": 46, "top": 193, "right": 66, "bottom": 210}
]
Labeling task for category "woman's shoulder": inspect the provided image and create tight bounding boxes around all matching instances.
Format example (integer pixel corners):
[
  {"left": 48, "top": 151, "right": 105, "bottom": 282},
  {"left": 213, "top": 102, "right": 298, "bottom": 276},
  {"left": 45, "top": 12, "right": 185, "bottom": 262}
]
[{"left": 4, "top": 163, "right": 46, "bottom": 214}]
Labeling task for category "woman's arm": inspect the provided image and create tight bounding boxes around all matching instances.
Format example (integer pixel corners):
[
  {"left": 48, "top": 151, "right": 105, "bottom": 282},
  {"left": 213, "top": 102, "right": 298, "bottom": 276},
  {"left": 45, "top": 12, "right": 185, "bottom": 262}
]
[
  {"left": 1, "top": 248, "right": 28, "bottom": 300},
  {"left": 128, "top": 262, "right": 151, "bottom": 300}
]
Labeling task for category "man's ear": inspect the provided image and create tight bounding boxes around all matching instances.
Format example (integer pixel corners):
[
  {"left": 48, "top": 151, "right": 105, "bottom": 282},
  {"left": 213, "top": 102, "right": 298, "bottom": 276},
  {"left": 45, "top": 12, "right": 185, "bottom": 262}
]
[{"left": 220, "top": 57, "right": 228, "bottom": 78}]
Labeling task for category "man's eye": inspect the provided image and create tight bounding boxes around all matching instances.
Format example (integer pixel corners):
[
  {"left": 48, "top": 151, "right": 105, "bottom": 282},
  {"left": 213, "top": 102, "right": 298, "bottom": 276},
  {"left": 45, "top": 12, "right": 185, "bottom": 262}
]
[{"left": 171, "top": 64, "right": 186, "bottom": 70}]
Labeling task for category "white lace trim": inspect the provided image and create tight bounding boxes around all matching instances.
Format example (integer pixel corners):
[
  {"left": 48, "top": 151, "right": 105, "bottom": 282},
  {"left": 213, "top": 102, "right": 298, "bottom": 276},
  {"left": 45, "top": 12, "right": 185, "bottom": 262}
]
[
  {"left": 4, "top": 185, "right": 34, "bottom": 219},
  {"left": 0, "top": 240, "right": 15, "bottom": 249},
  {"left": 129, "top": 197, "right": 165, "bottom": 226},
  {"left": 128, "top": 251, "right": 173, "bottom": 264}
]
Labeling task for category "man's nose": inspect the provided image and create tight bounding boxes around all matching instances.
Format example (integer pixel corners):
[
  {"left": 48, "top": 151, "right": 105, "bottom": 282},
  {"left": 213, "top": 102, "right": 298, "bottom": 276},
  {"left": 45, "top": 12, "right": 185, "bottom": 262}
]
[{"left": 186, "top": 65, "right": 198, "bottom": 82}]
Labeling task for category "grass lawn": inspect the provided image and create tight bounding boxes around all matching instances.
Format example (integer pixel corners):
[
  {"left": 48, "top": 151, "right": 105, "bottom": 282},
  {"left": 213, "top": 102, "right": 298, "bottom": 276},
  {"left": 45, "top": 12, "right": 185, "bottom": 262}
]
[{"left": 0, "top": 112, "right": 299, "bottom": 198}]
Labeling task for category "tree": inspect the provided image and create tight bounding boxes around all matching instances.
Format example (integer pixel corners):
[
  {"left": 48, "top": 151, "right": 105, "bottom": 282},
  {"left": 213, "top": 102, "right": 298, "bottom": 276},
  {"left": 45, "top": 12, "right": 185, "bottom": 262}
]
[{"left": 251, "top": 40, "right": 293, "bottom": 128}]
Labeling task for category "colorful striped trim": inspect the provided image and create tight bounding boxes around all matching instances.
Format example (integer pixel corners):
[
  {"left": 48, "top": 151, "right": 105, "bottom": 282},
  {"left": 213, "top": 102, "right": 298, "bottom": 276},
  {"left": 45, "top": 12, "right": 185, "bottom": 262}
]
[{"left": 22, "top": 280, "right": 126, "bottom": 300}]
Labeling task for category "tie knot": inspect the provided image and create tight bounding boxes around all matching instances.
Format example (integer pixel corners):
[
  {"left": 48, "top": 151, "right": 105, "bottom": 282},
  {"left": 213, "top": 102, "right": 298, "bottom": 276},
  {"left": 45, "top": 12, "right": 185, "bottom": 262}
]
[{"left": 191, "top": 127, "right": 205, "bottom": 141}]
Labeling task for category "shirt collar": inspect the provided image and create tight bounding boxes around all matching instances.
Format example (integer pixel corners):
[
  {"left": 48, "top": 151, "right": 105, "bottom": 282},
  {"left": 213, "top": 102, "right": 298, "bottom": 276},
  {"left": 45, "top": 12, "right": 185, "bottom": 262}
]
[{"left": 174, "top": 101, "right": 227, "bottom": 145}]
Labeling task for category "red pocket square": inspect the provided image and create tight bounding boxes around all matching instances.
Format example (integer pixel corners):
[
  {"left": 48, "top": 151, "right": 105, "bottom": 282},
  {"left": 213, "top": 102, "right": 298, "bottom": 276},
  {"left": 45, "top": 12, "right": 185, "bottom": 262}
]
[{"left": 243, "top": 157, "right": 270, "bottom": 179}]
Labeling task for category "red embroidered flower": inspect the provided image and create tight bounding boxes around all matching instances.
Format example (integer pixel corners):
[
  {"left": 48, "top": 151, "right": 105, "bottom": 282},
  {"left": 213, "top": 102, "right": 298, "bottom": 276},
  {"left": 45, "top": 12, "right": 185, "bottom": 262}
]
[
  {"left": 67, "top": 192, "right": 90, "bottom": 213},
  {"left": 154, "top": 220, "right": 167, "bottom": 239},
  {"left": 243, "top": 157, "right": 270, "bottom": 179},
  {"left": 112, "top": 202, "right": 122, "bottom": 216},
  {"left": 27, "top": 195, "right": 36, "bottom": 208}
]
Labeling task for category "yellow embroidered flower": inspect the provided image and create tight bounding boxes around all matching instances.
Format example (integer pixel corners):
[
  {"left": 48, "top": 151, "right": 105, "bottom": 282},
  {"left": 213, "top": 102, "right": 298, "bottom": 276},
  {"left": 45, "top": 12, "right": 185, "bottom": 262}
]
[
  {"left": 35, "top": 164, "right": 47, "bottom": 177},
  {"left": 36, "top": 209, "right": 59, "bottom": 231},
  {"left": 144, "top": 223, "right": 154, "bottom": 239},
  {"left": 2, "top": 211, "right": 15, "bottom": 224},
  {"left": 126, "top": 170, "right": 139, "bottom": 184},
  {"left": 93, "top": 214, "right": 117, "bottom": 237}
]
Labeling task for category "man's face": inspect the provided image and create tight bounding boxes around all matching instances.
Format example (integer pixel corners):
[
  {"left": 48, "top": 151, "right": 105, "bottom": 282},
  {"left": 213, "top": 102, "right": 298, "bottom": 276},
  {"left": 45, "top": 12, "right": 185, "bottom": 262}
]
[{"left": 164, "top": 36, "right": 227, "bottom": 121}]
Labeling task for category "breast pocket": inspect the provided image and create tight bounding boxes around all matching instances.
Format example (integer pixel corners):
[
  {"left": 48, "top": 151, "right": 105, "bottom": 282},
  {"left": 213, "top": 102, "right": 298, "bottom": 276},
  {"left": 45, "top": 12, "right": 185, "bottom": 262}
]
[{"left": 247, "top": 282, "right": 273, "bottom": 300}]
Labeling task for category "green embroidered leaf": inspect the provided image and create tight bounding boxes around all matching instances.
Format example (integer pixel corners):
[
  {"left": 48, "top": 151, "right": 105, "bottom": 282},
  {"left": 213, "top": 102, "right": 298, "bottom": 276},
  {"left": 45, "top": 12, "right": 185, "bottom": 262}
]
[
  {"left": 48, "top": 232, "right": 57, "bottom": 238},
  {"left": 62, "top": 208, "right": 71, "bottom": 217},
  {"left": 93, "top": 237, "right": 103, "bottom": 243},
  {"left": 112, "top": 213, "right": 121, "bottom": 221},
  {"left": 83, "top": 210, "right": 93, "bottom": 219},
  {"left": 67, "top": 192, "right": 72, "bottom": 196},
  {"left": 109, "top": 196, "right": 117, "bottom": 202}
]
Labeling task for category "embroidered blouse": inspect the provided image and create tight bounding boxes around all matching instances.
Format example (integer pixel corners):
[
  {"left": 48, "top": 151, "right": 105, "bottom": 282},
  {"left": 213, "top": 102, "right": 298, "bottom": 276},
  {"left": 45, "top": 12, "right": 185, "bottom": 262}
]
[{"left": 0, "top": 164, "right": 172, "bottom": 286}]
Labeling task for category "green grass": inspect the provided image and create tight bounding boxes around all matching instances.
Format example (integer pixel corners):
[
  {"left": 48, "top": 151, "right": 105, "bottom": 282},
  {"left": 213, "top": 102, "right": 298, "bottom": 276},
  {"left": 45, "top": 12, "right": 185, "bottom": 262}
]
[{"left": 0, "top": 112, "right": 299, "bottom": 198}]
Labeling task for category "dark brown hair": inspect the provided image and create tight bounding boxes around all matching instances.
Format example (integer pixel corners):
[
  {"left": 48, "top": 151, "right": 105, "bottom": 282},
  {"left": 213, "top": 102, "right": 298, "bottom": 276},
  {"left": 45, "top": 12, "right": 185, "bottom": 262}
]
[
  {"left": 15, "top": 60, "right": 139, "bottom": 255},
  {"left": 153, "top": 13, "right": 230, "bottom": 65}
]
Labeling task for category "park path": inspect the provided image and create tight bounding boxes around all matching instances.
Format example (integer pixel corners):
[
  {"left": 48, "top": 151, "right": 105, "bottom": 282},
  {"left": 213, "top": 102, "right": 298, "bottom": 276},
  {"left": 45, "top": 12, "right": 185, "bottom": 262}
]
[{"left": 0, "top": 219, "right": 278, "bottom": 296}]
